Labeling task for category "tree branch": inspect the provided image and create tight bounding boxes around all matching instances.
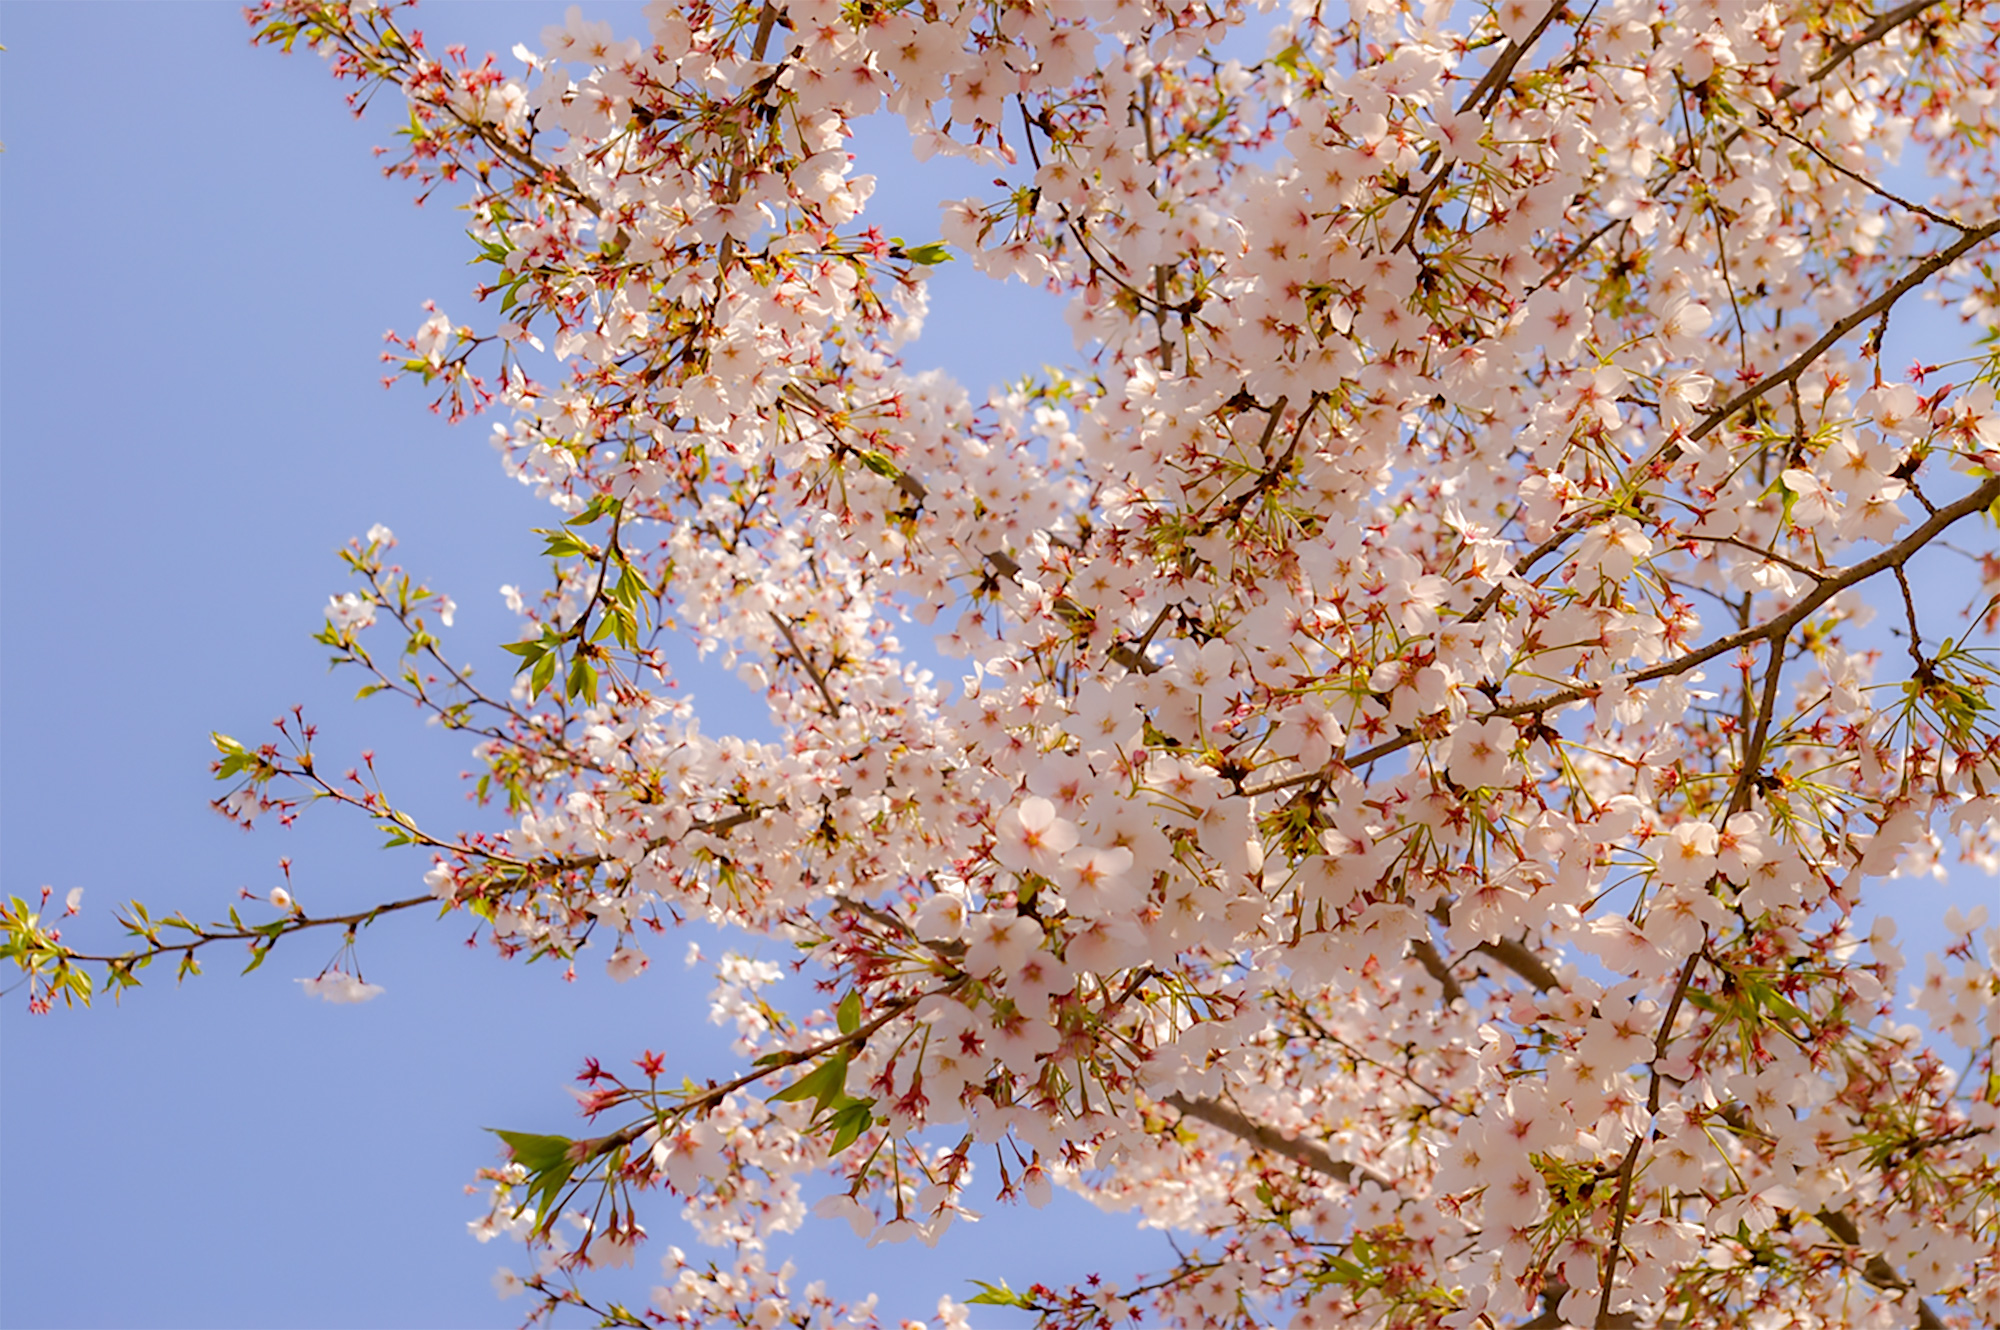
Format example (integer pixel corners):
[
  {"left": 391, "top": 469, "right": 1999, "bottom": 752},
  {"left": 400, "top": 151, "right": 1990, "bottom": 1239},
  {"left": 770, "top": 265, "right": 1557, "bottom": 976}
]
[
  {"left": 767, "top": 610, "right": 846, "bottom": 717},
  {"left": 1484, "top": 220, "right": 2000, "bottom": 625},
  {"left": 1410, "top": 937, "right": 1467, "bottom": 1004},
  {"left": 1160, "top": 1092, "right": 1391, "bottom": 1190}
]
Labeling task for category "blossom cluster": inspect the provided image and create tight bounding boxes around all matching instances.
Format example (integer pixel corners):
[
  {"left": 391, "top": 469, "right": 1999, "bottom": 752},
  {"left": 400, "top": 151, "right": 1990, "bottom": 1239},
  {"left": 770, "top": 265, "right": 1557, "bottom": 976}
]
[{"left": 31, "top": 0, "right": 1999, "bottom": 1324}]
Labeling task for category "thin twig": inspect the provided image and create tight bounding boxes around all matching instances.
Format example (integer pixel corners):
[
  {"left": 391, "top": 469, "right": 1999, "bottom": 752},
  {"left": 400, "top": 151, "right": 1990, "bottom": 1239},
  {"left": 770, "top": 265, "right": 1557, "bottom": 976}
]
[
  {"left": 1762, "top": 117, "right": 1971, "bottom": 232},
  {"left": 767, "top": 610, "right": 846, "bottom": 716},
  {"left": 1596, "top": 944, "right": 1705, "bottom": 1324},
  {"left": 1477, "top": 219, "right": 2000, "bottom": 626}
]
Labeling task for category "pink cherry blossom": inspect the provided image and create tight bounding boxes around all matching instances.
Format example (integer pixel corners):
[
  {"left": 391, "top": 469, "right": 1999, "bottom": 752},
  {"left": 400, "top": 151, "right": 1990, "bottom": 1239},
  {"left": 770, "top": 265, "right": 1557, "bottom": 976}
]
[
  {"left": 992, "top": 795, "right": 1080, "bottom": 879},
  {"left": 296, "top": 969, "right": 384, "bottom": 1005},
  {"left": 21, "top": 3, "right": 2000, "bottom": 1325}
]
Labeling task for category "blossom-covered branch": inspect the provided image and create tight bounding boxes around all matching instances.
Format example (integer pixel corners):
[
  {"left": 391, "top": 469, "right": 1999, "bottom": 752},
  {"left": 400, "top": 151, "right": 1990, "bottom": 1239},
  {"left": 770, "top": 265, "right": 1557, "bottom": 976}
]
[{"left": 19, "top": 0, "right": 2000, "bottom": 1325}]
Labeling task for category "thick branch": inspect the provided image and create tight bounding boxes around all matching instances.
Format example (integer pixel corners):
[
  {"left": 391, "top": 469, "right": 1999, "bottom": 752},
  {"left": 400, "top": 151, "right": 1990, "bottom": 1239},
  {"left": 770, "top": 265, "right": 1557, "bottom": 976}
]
[
  {"left": 1161, "top": 1091, "right": 1390, "bottom": 1189},
  {"left": 1817, "top": 1208, "right": 1947, "bottom": 1330},
  {"left": 1505, "top": 472, "right": 2000, "bottom": 717},
  {"left": 1810, "top": 0, "right": 1940, "bottom": 83},
  {"left": 1410, "top": 937, "right": 1468, "bottom": 1004},
  {"left": 1472, "top": 936, "right": 1561, "bottom": 992}
]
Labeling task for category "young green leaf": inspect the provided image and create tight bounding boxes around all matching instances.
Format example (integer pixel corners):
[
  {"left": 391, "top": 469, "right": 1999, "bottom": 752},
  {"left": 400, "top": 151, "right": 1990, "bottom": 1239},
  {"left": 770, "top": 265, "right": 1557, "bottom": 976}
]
[
  {"left": 566, "top": 654, "right": 598, "bottom": 706},
  {"left": 529, "top": 649, "right": 558, "bottom": 700},
  {"left": 211, "top": 733, "right": 256, "bottom": 780},
  {"left": 490, "top": 1129, "right": 574, "bottom": 1173},
  {"left": 857, "top": 450, "right": 902, "bottom": 480},
  {"left": 825, "top": 1097, "right": 874, "bottom": 1154},
  {"left": 965, "top": 1279, "right": 1036, "bottom": 1308},
  {"left": 768, "top": 1052, "right": 850, "bottom": 1118},
  {"left": 538, "top": 530, "right": 595, "bottom": 559}
]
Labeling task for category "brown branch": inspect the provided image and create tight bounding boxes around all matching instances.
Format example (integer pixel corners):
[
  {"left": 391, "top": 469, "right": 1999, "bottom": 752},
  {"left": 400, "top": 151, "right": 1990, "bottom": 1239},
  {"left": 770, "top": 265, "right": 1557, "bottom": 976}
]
[
  {"left": 1275, "top": 999, "right": 1463, "bottom": 1112},
  {"left": 1237, "top": 470, "right": 2000, "bottom": 801},
  {"left": 1534, "top": 0, "right": 1936, "bottom": 292},
  {"left": 1197, "top": 395, "right": 1314, "bottom": 534},
  {"left": 767, "top": 610, "right": 846, "bottom": 717},
  {"left": 1503, "top": 472, "right": 2000, "bottom": 717},
  {"left": 1482, "top": 218, "right": 2000, "bottom": 625},
  {"left": 745, "top": 1, "right": 779, "bottom": 63},
  {"left": 1393, "top": 0, "right": 1566, "bottom": 254},
  {"left": 1160, "top": 1092, "right": 1392, "bottom": 1190},
  {"left": 1392, "top": 166, "right": 1453, "bottom": 254},
  {"left": 551, "top": 798, "right": 811, "bottom": 876},
  {"left": 1817, "top": 1208, "right": 1947, "bottom": 1330},
  {"left": 1809, "top": 0, "right": 1940, "bottom": 84},
  {"left": 1472, "top": 936, "right": 1561, "bottom": 993},
  {"left": 577, "top": 978, "right": 965, "bottom": 1165},
  {"left": 1163, "top": 1066, "right": 1944, "bottom": 1328},
  {"left": 1704, "top": 0, "right": 1946, "bottom": 164},
  {"left": 1679, "top": 533, "right": 1829, "bottom": 582},
  {"left": 55, "top": 893, "right": 436, "bottom": 973},
  {"left": 1410, "top": 937, "right": 1467, "bottom": 1004},
  {"left": 1763, "top": 117, "right": 1971, "bottom": 232},
  {"left": 983, "top": 548, "right": 1166, "bottom": 675},
  {"left": 1520, "top": 1284, "right": 1637, "bottom": 1329},
  {"left": 1465, "top": 1, "right": 1566, "bottom": 116},
  {"left": 1727, "top": 627, "right": 1792, "bottom": 816},
  {"left": 1596, "top": 945, "right": 1704, "bottom": 1325}
]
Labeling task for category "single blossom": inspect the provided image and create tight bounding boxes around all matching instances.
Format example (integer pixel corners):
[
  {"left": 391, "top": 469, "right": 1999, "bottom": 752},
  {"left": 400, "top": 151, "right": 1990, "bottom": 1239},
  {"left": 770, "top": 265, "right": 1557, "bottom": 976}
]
[{"left": 296, "top": 970, "right": 384, "bottom": 1005}]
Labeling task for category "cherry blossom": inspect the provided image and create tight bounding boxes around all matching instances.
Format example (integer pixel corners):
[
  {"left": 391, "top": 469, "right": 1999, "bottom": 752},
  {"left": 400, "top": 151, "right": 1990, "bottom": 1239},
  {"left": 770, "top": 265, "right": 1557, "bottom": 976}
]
[
  {"left": 296, "top": 969, "right": 385, "bottom": 1005},
  {"left": 6, "top": 0, "right": 2000, "bottom": 1325}
]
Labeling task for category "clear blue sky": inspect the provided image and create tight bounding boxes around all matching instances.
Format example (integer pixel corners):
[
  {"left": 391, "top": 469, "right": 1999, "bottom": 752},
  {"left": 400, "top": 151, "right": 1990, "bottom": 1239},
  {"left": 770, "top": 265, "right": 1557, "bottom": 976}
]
[{"left": 2, "top": 6, "right": 1992, "bottom": 1329}]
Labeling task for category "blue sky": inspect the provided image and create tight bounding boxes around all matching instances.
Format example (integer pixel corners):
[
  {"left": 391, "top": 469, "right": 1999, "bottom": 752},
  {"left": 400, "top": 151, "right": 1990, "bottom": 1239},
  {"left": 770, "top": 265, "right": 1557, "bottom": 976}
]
[{"left": 2, "top": 5, "right": 1993, "bottom": 1329}]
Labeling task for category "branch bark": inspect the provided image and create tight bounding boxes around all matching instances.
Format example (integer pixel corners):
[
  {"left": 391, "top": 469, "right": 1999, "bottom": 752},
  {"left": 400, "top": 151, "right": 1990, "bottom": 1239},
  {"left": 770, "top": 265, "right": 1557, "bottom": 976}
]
[{"left": 1160, "top": 1091, "right": 1391, "bottom": 1190}]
